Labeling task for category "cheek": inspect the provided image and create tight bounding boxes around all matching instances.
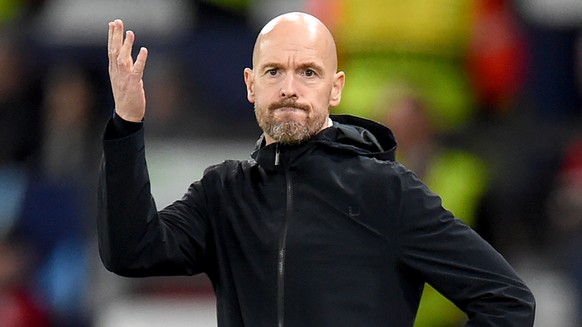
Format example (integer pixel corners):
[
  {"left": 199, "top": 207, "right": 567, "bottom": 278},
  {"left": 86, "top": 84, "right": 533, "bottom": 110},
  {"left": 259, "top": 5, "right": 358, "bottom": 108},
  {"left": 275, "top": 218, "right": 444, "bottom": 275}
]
[
  {"left": 252, "top": 87, "right": 277, "bottom": 105},
  {"left": 253, "top": 97, "right": 273, "bottom": 120},
  {"left": 252, "top": 97, "right": 269, "bottom": 114},
  {"left": 309, "top": 90, "right": 333, "bottom": 112}
]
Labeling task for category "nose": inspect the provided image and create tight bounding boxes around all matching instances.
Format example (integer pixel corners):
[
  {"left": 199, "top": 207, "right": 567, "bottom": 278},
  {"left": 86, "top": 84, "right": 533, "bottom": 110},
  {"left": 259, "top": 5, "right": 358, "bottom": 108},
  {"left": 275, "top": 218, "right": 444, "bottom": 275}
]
[{"left": 280, "top": 74, "right": 298, "bottom": 99}]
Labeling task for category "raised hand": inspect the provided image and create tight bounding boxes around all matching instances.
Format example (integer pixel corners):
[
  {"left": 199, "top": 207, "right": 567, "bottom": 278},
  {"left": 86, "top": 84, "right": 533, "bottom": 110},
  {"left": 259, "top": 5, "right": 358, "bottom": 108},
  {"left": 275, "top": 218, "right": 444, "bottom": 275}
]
[{"left": 107, "top": 19, "right": 148, "bottom": 122}]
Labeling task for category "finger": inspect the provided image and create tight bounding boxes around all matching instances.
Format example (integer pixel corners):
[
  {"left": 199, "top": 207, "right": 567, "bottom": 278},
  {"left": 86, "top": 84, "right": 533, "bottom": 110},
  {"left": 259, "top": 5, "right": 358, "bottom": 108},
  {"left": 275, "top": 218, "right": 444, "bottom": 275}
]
[
  {"left": 107, "top": 22, "right": 114, "bottom": 60},
  {"left": 107, "top": 22, "right": 119, "bottom": 70},
  {"left": 109, "top": 19, "right": 125, "bottom": 68},
  {"left": 132, "top": 47, "right": 149, "bottom": 79},
  {"left": 117, "top": 30, "right": 135, "bottom": 70}
]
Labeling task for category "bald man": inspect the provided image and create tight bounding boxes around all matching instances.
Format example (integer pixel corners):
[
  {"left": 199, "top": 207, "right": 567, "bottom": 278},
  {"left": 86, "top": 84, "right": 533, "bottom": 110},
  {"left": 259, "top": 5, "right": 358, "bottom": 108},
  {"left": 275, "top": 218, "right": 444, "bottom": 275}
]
[{"left": 99, "top": 12, "right": 535, "bottom": 326}]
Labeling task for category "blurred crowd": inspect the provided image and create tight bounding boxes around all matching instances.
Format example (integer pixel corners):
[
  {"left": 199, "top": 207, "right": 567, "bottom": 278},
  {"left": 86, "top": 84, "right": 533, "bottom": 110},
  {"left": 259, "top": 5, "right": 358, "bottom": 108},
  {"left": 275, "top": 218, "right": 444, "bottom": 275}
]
[{"left": 0, "top": 0, "right": 581, "bottom": 326}]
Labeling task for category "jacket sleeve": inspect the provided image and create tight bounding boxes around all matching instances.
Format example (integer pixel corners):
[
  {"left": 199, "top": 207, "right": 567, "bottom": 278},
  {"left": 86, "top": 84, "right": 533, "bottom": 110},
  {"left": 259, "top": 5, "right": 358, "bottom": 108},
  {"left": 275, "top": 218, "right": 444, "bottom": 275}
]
[
  {"left": 97, "top": 118, "right": 210, "bottom": 277},
  {"left": 394, "top": 165, "right": 536, "bottom": 326}
]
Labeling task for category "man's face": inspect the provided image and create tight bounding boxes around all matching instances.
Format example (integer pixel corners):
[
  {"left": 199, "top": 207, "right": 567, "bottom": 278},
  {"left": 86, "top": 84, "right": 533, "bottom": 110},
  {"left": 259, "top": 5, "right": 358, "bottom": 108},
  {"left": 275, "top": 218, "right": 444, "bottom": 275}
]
[{"left": 244, "top": 15, "right": 345, "bottom": 145}]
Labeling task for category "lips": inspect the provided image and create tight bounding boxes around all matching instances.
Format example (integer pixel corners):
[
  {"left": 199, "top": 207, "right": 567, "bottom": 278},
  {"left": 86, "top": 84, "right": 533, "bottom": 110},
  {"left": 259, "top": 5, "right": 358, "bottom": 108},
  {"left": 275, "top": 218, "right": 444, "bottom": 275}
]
[
  {"left": 274, "top": 107, "right": 305, "bottom": 112},
  {"left": 268, "top": 100, "right": 310, "bottom": 112}
]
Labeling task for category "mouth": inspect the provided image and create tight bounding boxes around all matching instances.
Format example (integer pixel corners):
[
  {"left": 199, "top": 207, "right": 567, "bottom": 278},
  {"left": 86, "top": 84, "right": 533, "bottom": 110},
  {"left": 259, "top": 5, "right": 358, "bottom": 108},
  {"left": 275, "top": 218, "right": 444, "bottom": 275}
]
[
  {"left": 274, "top": 107, "right": 306, "bottom": 112},
  {"left": 271, "top": 107, "right": 308, "bottom": 121},
  {"left": 269, "top": 100, "right": 310, "bottom": 113}
]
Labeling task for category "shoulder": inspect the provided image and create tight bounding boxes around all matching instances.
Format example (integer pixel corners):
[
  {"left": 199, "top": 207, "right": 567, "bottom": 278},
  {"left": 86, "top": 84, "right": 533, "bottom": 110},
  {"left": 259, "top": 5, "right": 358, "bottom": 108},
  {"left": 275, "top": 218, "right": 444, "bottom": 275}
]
[
  {"left": 357, "top": 155, "right": 419, "bottom": 183},
  {"left": 359, "top": 158, "right": 434, "bottom": 206},
  {"left": 202, "top": 159, "right": 258, "bottom": 179}
]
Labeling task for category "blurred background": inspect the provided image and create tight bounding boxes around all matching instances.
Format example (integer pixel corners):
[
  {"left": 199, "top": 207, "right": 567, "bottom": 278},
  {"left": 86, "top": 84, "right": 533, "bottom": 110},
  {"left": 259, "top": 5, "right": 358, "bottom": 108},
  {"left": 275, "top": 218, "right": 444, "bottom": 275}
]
[{"left": 0, "top": 0, "right": 581, "bottom": 326}]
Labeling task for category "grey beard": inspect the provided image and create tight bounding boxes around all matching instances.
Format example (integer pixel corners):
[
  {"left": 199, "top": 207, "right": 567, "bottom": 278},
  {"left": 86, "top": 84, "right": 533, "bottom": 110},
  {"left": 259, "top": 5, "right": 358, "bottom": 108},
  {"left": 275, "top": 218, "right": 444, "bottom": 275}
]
[
  {"left": 267, "top": 121, "right": 311, "bottom": 144},
  {"left": 255, "top": 103, "right": 326, "bottom": 145}
]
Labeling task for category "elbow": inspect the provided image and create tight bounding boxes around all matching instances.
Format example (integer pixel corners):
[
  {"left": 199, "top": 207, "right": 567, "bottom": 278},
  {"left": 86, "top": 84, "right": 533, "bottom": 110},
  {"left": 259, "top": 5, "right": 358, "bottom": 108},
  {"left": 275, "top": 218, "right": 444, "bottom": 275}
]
[
  {"left": 466, "top": 282, "right": 537, "bottom": 325},
  {"left": 99, "top": 251, "right": 126, "bottom": 276},
  {"left": 520, "top": 287, "right": 536, "bottom": 323},
  {"left": 514, "top": 279, "right": 536, "bottom": 320},
  {"left": 501, "top": 283, "right": 536, "bottom": 325},
  {"left": 100, "top": 256, "right": 126, "bottom": 276},
  {"left": 99, "top": 247, "right": 145, "bottom": 277},
  {"left": 101, "top": 256, "right": 147, "bottom": 278}
]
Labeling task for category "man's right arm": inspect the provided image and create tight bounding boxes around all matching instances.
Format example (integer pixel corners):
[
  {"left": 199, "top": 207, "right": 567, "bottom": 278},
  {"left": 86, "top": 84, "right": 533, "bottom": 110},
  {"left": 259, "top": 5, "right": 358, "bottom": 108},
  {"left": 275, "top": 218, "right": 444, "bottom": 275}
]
[
  {"left": 98, "top": 20, "right": 209, "bottom": 277},
  {"left": 98, "top": 116, "right": 210, "bottom": 277}
]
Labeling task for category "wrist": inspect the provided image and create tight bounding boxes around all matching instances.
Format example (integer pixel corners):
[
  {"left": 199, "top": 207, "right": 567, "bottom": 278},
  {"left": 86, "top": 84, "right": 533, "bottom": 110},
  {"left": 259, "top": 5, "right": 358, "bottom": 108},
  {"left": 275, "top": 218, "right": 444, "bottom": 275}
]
[
  {"left": 115, "top": 110, "right": 144, "bottom": 123},
  {"left": 112, "top": 111, "right": 143, "bottom": 136}
]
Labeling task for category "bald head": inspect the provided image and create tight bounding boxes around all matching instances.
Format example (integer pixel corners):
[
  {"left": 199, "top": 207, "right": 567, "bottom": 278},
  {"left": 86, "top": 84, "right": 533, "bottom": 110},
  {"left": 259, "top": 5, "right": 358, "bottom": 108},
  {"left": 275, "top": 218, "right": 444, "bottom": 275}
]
[{"left": 252, "top": 12, "right": 338, "bottom": 71}]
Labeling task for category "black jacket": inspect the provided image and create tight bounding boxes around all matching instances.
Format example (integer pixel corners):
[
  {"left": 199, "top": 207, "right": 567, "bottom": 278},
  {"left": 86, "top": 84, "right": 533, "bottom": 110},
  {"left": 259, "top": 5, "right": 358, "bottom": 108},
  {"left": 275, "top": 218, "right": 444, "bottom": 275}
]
[{"left": 98, "top": 114, "right": 535, "bottom": 326}]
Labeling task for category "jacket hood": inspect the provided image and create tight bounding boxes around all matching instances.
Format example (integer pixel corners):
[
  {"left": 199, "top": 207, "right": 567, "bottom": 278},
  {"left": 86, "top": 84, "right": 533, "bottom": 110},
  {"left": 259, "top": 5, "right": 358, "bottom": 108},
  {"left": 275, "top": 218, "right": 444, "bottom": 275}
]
[
  {"left": 325, "top": 114, "right": 397, "bottom": 161},
  {"left": 252, "top": 114, "right": 397, "bottom": 166}
]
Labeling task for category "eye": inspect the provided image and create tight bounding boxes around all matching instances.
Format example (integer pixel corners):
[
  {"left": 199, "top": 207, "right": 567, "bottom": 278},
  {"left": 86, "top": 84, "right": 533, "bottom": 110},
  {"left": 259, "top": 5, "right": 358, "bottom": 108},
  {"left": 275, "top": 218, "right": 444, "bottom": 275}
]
[
  {"left": 303, "top": 69, "right": 316, "bottom": 77},
  {"left": 266, "top": 68, "right": 278, "bottom": 76}
]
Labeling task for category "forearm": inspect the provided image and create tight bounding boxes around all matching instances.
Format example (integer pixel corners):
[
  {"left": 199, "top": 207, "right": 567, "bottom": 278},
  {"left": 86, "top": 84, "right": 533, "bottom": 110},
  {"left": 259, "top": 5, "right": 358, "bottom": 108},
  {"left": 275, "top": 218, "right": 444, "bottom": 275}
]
[
  {"left": 434, "top": 227, "right": 535, "bottom": 326},
  {"left": 97, "top": 119, "right": 204, "bottom": 277},
  {"left": 456, "top": 235, "right": 535, "bottom": 326},
  {"left": 97, "top": 118, "right": 156, "bottom": 275},
  {"left": 396, "top": 166, "right": 535, "bottom": 325}
]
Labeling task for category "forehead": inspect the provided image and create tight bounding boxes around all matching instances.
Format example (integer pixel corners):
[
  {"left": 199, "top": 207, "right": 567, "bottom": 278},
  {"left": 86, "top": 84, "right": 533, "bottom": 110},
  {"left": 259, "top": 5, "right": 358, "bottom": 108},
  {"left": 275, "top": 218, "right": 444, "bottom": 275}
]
[
  {"left": 253, "top": 18, "right": 336, "bottom": 68},
  {"left": 257, "top": 38, "right": 326, "bottom": 65}
]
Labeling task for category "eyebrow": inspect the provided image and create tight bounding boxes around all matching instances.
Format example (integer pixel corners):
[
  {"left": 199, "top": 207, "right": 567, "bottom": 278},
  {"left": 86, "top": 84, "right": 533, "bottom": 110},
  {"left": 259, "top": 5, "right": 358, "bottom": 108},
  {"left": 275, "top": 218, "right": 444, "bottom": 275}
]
[
  {"left": 259, "top": 61, "right": 326, "bottom": 75},
  {"left": 297, "top": 62, "right": 325, "bottom": 75},
  {"left": 258, "top": 62, "right": 282, "bottom": 71}
]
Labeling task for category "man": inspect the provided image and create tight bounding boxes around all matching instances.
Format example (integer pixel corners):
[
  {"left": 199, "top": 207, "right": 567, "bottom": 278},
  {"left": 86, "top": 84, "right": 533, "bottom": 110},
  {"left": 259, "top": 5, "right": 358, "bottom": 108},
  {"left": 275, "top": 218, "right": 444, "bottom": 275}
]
[{"left": 99, "top": 12, "right": 535, "bottom": 326}]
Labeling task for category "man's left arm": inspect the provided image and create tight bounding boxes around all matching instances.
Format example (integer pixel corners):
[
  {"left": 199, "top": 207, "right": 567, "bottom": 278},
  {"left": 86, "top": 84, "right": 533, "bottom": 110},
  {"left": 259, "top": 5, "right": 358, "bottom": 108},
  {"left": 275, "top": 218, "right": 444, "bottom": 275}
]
[{"left": 395, "top": 166, "right": 535, "bottom": 326}]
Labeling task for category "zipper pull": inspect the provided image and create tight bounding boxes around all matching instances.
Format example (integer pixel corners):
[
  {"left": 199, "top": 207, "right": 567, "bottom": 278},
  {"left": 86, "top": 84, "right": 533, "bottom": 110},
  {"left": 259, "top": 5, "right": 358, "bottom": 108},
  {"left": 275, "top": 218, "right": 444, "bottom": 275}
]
[{"left": 275, "top": 144, "right": 280, "bottom": 166}]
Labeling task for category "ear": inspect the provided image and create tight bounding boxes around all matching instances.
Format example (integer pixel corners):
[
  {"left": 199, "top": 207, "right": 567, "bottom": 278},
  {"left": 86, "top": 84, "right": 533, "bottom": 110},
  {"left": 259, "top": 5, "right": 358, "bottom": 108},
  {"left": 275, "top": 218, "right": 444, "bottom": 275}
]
[
  {"left": 329, "top": 71, "right": 345, "bottom": 107},
  {"left": 244, "top": 68, "right": 255, "bottom": 103}
]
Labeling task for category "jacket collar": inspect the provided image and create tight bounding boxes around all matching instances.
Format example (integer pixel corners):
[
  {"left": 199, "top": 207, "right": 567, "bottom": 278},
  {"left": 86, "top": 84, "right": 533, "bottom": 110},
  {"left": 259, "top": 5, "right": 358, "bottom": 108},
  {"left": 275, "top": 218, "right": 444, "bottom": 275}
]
[{"left": 251, "top": 115, "right": 397, "bottom": 171}]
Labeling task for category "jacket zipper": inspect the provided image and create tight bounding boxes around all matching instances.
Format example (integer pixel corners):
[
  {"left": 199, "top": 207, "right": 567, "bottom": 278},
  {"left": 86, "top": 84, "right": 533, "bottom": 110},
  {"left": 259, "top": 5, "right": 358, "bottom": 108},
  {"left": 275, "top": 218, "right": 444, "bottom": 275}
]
[
  {"left": 277, "top": 148, "right": 292, "bottom": 327},
  {"left": 274, "top": 144, "right": 281, "bottom": 166}
]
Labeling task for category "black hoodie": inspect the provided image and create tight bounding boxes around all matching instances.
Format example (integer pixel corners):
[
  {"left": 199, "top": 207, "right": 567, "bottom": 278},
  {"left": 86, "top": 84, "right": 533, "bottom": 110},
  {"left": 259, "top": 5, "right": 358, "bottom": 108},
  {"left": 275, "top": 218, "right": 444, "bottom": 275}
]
[{"left": 98, "top": 114, "right": 535, "bottom": 327}]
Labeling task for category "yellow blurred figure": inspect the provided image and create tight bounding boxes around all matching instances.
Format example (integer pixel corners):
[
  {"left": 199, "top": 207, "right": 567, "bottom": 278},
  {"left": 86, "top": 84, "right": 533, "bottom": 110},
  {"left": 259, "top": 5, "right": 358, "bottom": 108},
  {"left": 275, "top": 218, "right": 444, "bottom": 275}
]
[{"left": 310, "top": 0, "right": 478, "bottom": 132}]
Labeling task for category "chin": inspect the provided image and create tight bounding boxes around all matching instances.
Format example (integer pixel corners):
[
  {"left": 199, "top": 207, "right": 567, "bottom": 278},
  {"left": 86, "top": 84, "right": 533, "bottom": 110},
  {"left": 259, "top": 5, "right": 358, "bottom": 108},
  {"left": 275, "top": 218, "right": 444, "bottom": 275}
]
[{"left": 268, "top": 120, "right": 311, "bottom": 144}]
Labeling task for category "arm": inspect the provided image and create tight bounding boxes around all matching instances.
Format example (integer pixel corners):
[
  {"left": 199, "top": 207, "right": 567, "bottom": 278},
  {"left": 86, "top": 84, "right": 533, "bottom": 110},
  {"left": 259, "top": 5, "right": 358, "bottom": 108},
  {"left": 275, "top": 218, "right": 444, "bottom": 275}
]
[
  {"left": 97, "top": 118, "right": 210, "bottom": 277},
  {"left": 97, "top": 20, "right": 209, "bottom": 277},
  {"left": 395, "top": 166, "right": 535, "bottom": 326}
]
